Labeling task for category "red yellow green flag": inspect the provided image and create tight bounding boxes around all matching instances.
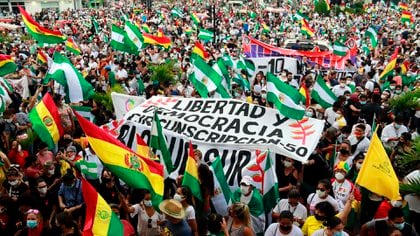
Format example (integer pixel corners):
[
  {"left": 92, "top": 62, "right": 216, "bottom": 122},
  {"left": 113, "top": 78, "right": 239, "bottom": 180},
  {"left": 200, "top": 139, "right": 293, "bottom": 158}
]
[
  {"left": 74, "top": 112, "right": 164, "bottom": 206},
  {"left": 142, "top": 30, "right": 172, "bottom": 49},
  {"left": 182, "top": 141, "right": 202, "bottom": 201},
  {"left": 0, "top": 54, "right": 17, "bottom": 76},
  {"left": 37, "top": 50, "right": 48, "bottom": 64},
  {"left": 379, "top": 47, "right": 399, "bottom": 80},
  {"left": 65, "top": 37, "right": 81, "bottom": 55},
  {"left": 81, "top": 178, "right": 124, "bottom": 236},
  {"left": 398, "top": 2, "right": 408, "bottom": 11},
  {"left": 401, "top": 11, "right": 414, "bottom": 24},
  {"left": 192, "top": 41, "right": 209, "bottom": 59},
  {"left": 301, "top": 19, "right": 315, "bottom": 38},
  {"left": 18, "top": 6, "right": 66, "bottom": 45},
  {"left": 28, "top": 93, "right": 64, "bottom": 149}
]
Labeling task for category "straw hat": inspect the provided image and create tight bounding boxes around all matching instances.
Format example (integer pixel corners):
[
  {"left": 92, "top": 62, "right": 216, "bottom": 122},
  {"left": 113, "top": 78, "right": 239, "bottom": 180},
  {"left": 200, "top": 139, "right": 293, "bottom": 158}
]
[{"left": 159, "top": 199, "right": 185, "bottom": 219}]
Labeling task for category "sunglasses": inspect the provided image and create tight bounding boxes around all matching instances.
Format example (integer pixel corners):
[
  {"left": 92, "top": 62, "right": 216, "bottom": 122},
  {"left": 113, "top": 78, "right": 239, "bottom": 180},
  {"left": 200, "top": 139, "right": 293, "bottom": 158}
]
[{"left": 27, "top": 209, "right": 39, "bottom": 215}]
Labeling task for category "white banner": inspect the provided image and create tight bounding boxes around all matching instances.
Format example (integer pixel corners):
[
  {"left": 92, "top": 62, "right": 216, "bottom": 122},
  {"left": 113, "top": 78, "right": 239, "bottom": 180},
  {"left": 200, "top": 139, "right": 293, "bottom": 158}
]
[
  {"left": 111, "top": 92, "right": 145, "bottom": 119},
  {"left": 109, "top": 97, "right": 324, "bottom": 185},
  {"left": 247, "top": 57, "right": 300, "bottom": 80}
]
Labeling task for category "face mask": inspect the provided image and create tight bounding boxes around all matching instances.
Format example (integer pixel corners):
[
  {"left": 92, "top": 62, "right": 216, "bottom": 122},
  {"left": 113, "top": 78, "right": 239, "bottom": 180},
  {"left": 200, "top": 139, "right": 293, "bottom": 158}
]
[
  {"left": 279, "top": 224, "right": 292, "bottom": 232},
  {"left": 394, "top": 124, "right": 401, "bottom": 129},
  {"left": 173, "top": 193, "right": 184, "bottom": 202},
  {"left": 340, "top": 82, "right": 346, "bottom": 88},
  {"left": 48, "top": 169, "right": 55, "bottom": 175},
  {"left": 395, "top": 90, "right": 401, "bottom": 94},
  {"left": 240, "top": 185, "right": 251, "bottom": 195},
  {"left": 143, "top": 200, "right": 153, "bottom": 207},
  {"left": 335, "top": 172, "right": 346, "bottom": 181},
  {"left": 356, "top": 163, "right": 362, "bottom": 170},
  {"left": 306, "top": 111, "right": 314, "bottom": 117},
  {"left": 9, "top": 180, "right": 19, "bottom": 186},
  {"left": 38, "top": 187, "right": 47, "bottom": 195},
  {"left": 339, "top": 148, "right": 349, "bottom": 155},
  {"left": 333, "top": 231, "right": 344, "bottom": 236},
  {"left": 393, "top": 222, "right": 405, "bottom": 230},
  {"left": 314, "top": 214, "right": 326, "bottom": 221},
  {"left": 381, "top": 95, "right": 387, "bottom": 100},
  {"left": 261, "top": 79, "right": 265, "bottom": 84},
  {"left": 391, "top": 200, "right": 402, "bottom": 208},
  {"left": 283, "top": 160, "right": 293, "bottom": 168},
  {"left": 27, "top": 220, "right": 38, "bottom": 229},
  {"left": 360, "top": 101, "right": 366, "bottom": 105},
  {"left": 390, "top": 85, "right": 396, "bottom": 90},
  {"left": 316, "top": 189, "right": 327, "bottom": 198},
  {"left": 68, "top": 155, "right": 76, "bottom": 161},
  {"left": 17, "top": 145, "right": 22, "bottom": 152}
]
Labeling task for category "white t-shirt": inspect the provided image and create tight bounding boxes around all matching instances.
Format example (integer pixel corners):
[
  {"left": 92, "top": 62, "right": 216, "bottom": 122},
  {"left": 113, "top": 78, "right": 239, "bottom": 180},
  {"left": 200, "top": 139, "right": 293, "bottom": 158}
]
[
  {"left": 272, "top": 199, "right": 308, "bottom": 225},
  {"left": 184, "top": 205, "right": 196, "bottom": 220},
  {"left": 331, "top": 84, "right": 351, "bottom": 97},
  {"left": 264, "top": 223, "right": 303, "bottom": 236},
  {"left": 307, "top": 193, "right": 339, "bottom": 215},
  {"left": 311, "top": 228, "right": 349, "bottom": 236},
  {"left": 381, "top": 123, "right": 409, "bottom": 148},
  {"left": 130, "top": 204, "right": 164, "bottom": 235},
  {"left": 116, "top": 68, "right": 128, "bottom": 80},
  {"left": 331, "top": 179, "right": 354, "bottom": 211},
  {"left": 324, "top": 107, "right": 339, "bottom": 126}
]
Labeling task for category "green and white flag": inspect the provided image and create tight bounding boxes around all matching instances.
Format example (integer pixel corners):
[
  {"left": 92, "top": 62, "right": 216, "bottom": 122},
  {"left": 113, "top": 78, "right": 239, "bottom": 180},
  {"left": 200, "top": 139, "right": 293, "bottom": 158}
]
[
  {"left": 171, "top": 8, "right": 184, "bottom": 18},
  {"left": 44, "top": 52, "right": 94, "bottom": 103},
  {"left": 75, "top": 160, "right": 99, "bottom": 179},
  {"left": 124, "top": 21, "right": 145, "bottom": 51},
  {"left": 210, "top": 156, "right": 232, "bottom": 216},
  {"left": 198, "top": 29, "right": 214, "bottom": 41},
  {"left": 365, "top": 26, "right": 378, "bottom": 48},
  {"left": 266, "top": 73, "right": 305, "bottom": 120},
  {"left": 311, "top": 74, "right": 337, "bottom": 108},
  {"left": 110, "top": 24, "right": 137, "bottom": 54},
  {"left": 189, "top": 54, "right": 222, "bottom": 98},
  {"left": 212, "top": 58, "right": 231, "bottom": 98},
  {"left": 0, "top": 95, "right": 5, "bottom": 113},
  {"left": 293, "top": 11, "right": 310, "bottom": 21},
  {"left": 361, "top": 43, "right": 370, "bottom": 55},
  {"left": 150, "top": 111, "right": 174, "bottom": 175},
  {"left": 333, "top": 41, "right": 348, "bottom": 56},
  {"left": 71, "top": 105, "right": 95, "bottom": 122},
  {"left": 92, "top": 16, "right": 99, "bottom": 34},
  {"left": 258, "top": 151, "right": 279, "bottom": 213},
  {"left": 235, "top": 56, "right": 255, "bottom": 77},
  {"left": 222, "top": 53, "right": 234, "bottom": 67}
]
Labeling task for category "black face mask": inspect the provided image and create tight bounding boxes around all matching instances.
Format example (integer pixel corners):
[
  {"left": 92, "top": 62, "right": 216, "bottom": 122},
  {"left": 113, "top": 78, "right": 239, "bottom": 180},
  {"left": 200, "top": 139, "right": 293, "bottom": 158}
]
[
  {"left": 279, "top": 225, "right": 292, "bottom": 232},
  {"left": 102, "top": 178, "right": 112, "bottom": 184},
  {"left": 314, "top": 214, "right": 326, "bottom": 221},
  {"left": 339, "top": 148, "right": 349, "bottom": 155}
]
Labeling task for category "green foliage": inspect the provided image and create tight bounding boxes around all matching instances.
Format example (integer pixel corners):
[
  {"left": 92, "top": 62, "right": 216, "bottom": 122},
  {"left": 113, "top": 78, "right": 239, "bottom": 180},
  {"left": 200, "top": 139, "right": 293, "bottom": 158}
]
[
  {"left": 389, "top": 89, "right": 420, "bottom": 112},
  {"left": 395, "top": 137, "right": 420, "bottom": 173},
  {"left": 92, "top": 84, "right": 125, "bottom": 112},
  {"left": 148, "top": 61, "right": 177, "bottom": 86},
  {"left": 400, "top": 176, "right": 420, "bottom": 195}
]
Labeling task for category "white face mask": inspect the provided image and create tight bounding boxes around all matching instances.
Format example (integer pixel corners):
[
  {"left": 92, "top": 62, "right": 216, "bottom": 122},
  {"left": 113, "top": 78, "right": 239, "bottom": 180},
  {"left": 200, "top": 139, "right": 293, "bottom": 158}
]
[
  {"left": 335, "top": 172, "right": 346, "bottom": 181},
  {"left": 8, "top": 180, "right": 19, "bottom": 186},
  {"left": 316, "top": 189, "right": 327, "bottom": 198},
  {"left": 173, "top": 193, "right": 184, "bottom": 202},
  {"left": 356, "top": 163, "right": 362, "bottom": 170},
  {"left": 391, "top": 200, "right": 402, "bottom": 208},
  {"left": 240, "top": 185, "right": 251, "bottom": 195},
  {"left": 283, "top": 160, "right": 293, "bottom": 168},
  {"left": 38, "top": 187, "right": 47, "bottom": 195},
  {"left": 143, "top": 200, "right": 153, "bottom": 207},
  {"left": 48, "top": 169, "right": 55, "bottom": 175}
]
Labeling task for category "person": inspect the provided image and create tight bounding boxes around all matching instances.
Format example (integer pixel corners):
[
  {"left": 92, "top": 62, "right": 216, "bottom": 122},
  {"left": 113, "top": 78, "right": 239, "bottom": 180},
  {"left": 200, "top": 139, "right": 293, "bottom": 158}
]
[
  {"left": 333, "top": 141, "right": 352, "bottom": 167},
  {"left": 98, "top": 168, "right": 124, "bottom": 204},
  {"left": 331, "top": 161, "right": 361, "bottom": 211},
  {"left": 272, "top": 188, "right": 307, "bottom": 227},
  {"left": 360, "top": 207, "right": 418, "bottom": 236},
  {"left": 311, "top": 216, "right": 349, "bottom": 236},
  {"left": 110, "top": 203, "right": 135, "bottom": 236},
  {"left": 265, "top": 210, "right": 303, "bottom": 236},
  {"left": 307, "top": 179, "right": 339, "bottom": 215},
  {"left": 2, "top": 166, "right": 29, "bottom": 202},
  {"left": 125, "top": 189, "right": 163, "bottom": 236},
  {"left": 332, "top": 77, "right": 352, "bottom": 97},
  {"left": 53, "top": 211, "right": 81, "bottom": 236},
  {"left": 15, "top": 208, "right": 49, "bottom": 236},
  {"left": 75, "top": 145, "right": 103, "bottom": 189},
  {"left": 276, "top": 156, "right": 299, "bottom": 199},
  {"left": 159, "top": 199, "right": 192, "bottom": 236},
  {"left": 226, "top": 202, "right": 254, "bottom": 236},
  {"left": 35, "top": 143, "right": 54, "bottom": 166},
  {"left": 207, "top": 213, "right": 229, "bottom": 236},
  {"left": 33, "top": 178, "right": 57, "bottom": 229},
  {"left": 7, "top": 140, "right": 29, "bottom": 168},
  {"left": 232, "top": 175, "right": 265, "bottom": 235},
  {"left": 173, "top": 186, "right": 198, "bottom": 236},
  {"left": 57, "top": 170, "right": 83, "bottom": 220},
  {"left": 348, "top": 124, "right": 370, "bottom": 159},
  {"left": 381, "top": 115, "right": 409, "bottom": 148}
]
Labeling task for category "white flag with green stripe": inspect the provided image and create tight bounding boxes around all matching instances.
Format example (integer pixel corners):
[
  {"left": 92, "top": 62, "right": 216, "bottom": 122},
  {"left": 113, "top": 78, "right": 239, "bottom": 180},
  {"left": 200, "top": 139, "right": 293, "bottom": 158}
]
[
  {"left": 311, "top": 74, "right": 337, "bottom": 108},
  {"left": 44, "top": 52, "right": 94, "bottom": 103},
  {"left": 258, "top": 150, "right": 279, "bottom": 213},
  {"left": 75, "top": 160, "right": 99, "bottom": 179},
  {"left": 365, "top": 26, "right": 378, "bottom": 48},
  {"left": 266, "top": 73, "right": 305, "bottom": 120},
  {"left": 198, "top": 29, "right": 214, "bottom": 41},
  {"left": 189, "top": 54, "right": 223, "bottom": 98},
  {"left": 71, "top": 105, "right": 95, "bottom": 122},
  {"left": 333, "top": 41, "right": 348, "bottom": 56},
  {"left": 110, "top": 24, "right": 137, "bottom": 54},
  {"left": 171, "top": 8, "right": 184, "bottom": 18},
  {"left": 210, "top": 156, "right": 232, "bottom": 216},
  {"left": 212, "top": 58, "right": 231, "bottom": 98},
  {"left": 235, "top": 56, "right": 255, "bottom": 77},
  {"left": 124, "top": 21, "right": 145, "bottom": 51}
]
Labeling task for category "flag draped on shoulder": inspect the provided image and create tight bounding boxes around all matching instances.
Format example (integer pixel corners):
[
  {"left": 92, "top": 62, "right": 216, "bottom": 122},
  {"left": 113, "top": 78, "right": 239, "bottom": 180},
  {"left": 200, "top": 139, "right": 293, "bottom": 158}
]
[
  {"left": 29, "top": 93, "right": 64, "bottom": 149},
  {"left": 44, "top": 52, "right": 94, "bottom": 103},
  {"left": 150, "top": 111, "right": 174, "bottom": 174},
  {"left": 182, "top": 141, "right": 202, "bottom": 201},
  {"left": 75, "top": 112, "right": 165, "bottom": 206},
  {"left": 257, "top": 151, "right": 279, "bottom": 213},
  {"left": 311, "top": 74, "right": 337, "bottom": 108},
  {"left": 81, "top": 178, "right": 124, "bottom": 236},
  {"left": 0, "top": 54, "right": 16, "bottom": 76},
  {"left": 210, "top": 156, "right": 232, "bottom": 216},
  {"left": 18, "top": 6, "right": 66, "bottom": 45},
  {"left": 189, "top": 54, "right": 223, "bottom": 98},
  {"left": 266, "top": 73, "right": 305, "bottom": 120},
  {"left": 356, "top": 131, "right": 400, "bottom": 200}
]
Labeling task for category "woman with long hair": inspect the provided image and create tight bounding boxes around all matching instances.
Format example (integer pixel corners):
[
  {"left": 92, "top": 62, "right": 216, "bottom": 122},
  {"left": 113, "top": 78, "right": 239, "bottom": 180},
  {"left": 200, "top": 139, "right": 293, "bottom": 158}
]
[
  {"left": 15, "top": 209, "right": 49, "bottom": 236},
  {"left": 311, "top": 216, "right": 349, "bottom": 236},
  {"left": 174, "top": 186, "right": 198, "bottom": 236},
  {"left": 226, "top": 202, "right": 255, "bottom": 236}
]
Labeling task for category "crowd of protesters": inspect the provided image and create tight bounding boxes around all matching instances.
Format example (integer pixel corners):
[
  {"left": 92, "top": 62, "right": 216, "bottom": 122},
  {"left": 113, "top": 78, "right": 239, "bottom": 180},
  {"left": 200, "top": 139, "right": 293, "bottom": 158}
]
[{"left": 0, "top": 0, "right": 419, "bottom": 235}]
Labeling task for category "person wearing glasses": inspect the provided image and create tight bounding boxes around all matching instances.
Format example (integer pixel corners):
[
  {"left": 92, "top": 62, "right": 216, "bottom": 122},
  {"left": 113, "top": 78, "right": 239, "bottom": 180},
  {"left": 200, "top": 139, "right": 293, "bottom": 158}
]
[
  {"left": 272, "top": 188, "right": 308, "bottom": 227},
  {"left": 15, "top": 208, "right": 49, "bottom": 236}
]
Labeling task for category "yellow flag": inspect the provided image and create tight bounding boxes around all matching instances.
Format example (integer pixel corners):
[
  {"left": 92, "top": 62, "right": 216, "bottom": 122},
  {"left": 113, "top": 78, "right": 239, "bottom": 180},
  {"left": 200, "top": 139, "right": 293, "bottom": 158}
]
[{"left": 356, "top": 131, "right": 400, "bottom": 200}]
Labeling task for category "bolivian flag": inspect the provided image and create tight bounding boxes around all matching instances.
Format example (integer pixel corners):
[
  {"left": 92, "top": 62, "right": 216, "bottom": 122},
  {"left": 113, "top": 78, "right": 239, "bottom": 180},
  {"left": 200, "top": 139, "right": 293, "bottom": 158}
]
[
  {"left": 0, "top": 54, "right": 16, "bottom": 76},
  {"left": 191, "top": 12, "right": 200, "bottom": 25},
  {"left": 398, "top": 2, "right": 408, "bottom": 11},
  {"left": 29, "top": 93, "right": 64, "bottom": 149},
  {"left": 142, "top": 30, "right": 172, "bottom": 49},
  {"left": 192, "top": 41, "right": 209, "bottom": 60},
  {"left": 142, "top": 24, "right": 151, "bottom": 33},
  {"left": 181, "top": 141, "right": 202, "bottom": 201},
  {"left": 18, "top": 6, "right": 66, "bottom": 45},
  {"left": 65, "top": 37, "right": 81, "bottom": 55},
  {"left": 37, "top": 50, "right": 48, "bottom": 64},
  {"left": 81, "top": 178, "right": 123, "bottom": 236},
  {"left": 74, "top": 112, "right": 164, "bottom": 207},
  {"left": 301, "top": 19, "right": 315, "bottom": 38},
  {"left": 401, "top": 11, "right": 414, "bottom": 24},
  {"left": 262, "top": 22, "right": 270, "bottom": 34},
  {"left": 379, "top": 47, "right": 399, "bottom": 80}
]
